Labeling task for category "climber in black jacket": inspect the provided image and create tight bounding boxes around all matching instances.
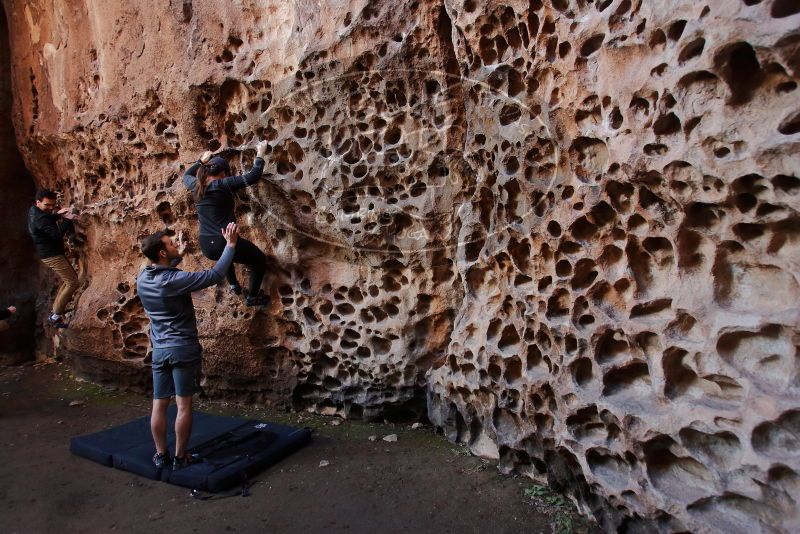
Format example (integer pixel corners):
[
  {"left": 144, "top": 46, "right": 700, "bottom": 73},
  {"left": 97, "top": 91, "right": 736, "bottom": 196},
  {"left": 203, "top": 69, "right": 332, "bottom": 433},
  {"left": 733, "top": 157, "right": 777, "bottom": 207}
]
[
  {"left": 28, "top": 188, "right": 80, "bottom": 328},
  {"left": 183, "top": 141, "right": 271, "bottom": 306}
]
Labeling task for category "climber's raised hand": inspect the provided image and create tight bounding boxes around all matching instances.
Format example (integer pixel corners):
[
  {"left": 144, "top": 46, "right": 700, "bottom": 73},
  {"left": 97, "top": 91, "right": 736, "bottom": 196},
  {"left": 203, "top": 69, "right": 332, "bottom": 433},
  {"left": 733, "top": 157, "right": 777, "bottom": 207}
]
[
  {"left": 256, "top": 140, "right": 269, "bottom": 158},
  {"left": 200, "top": 150, "right": 214, "bottom": 164},
  {"left": 222, "top": 222, "right": 238, "bottom": 247},
  {"left": 176, "top": 230, "right": 187, "bottom": 256},
  {"left": 59, "top": 206, "right": 77, "bottom": 220}
]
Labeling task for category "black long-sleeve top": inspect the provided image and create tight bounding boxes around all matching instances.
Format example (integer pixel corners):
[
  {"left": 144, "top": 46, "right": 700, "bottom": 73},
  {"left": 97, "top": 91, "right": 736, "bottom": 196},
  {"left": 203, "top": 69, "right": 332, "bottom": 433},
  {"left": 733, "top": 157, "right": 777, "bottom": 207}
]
[
  {"left": 182, "top": 158, "right": 265, "bottom": 236},
  {"left": 27, "top": 206, "right": 74, "bottom": 259},
  {"left": 0, "top": 308, "right": 11, "bottom": 321}
]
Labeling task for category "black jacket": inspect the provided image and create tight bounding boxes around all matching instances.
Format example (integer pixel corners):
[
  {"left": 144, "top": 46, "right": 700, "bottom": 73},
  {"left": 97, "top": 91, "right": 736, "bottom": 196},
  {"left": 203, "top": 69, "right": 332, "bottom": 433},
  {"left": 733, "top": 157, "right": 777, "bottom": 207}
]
[
  {"left": 27, "top": 206, "right": 73, "bottom": 259},
  {"left": 183, "top": 158, "right": 265, "bottom": 236}
]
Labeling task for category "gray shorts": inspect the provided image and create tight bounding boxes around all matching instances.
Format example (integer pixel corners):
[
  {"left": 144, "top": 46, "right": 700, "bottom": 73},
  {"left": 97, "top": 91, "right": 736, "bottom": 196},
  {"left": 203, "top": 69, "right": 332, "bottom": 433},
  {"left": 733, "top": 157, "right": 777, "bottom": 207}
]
[{"left": 151, "top": 346, "right": 202, "bottom": 399}]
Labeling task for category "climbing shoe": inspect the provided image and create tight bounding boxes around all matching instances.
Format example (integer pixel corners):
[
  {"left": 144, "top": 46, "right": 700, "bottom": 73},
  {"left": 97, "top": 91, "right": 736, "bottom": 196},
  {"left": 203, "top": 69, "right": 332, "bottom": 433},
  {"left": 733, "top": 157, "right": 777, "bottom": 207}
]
[
  {"left": 152, "top": 451, "right": 171, "bottom": 469},
  {"left": 172, "top": 453, "right": 201, "bottom": 471},
  {"left": 245, "top": 294, "right": 270, "bottom": 307},
  {"left": 47, "top": 313, "right": 69, "bottom": 329},
  {"left": 229, "top": 284, "right": 243, "bottom": 296}
]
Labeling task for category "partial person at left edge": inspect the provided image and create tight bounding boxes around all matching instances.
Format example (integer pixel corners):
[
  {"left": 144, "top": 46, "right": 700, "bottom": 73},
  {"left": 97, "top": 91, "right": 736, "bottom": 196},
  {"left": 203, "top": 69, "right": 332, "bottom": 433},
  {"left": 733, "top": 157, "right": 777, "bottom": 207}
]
[
  {"left": 0, "top": 305, "right": 16, "bottom": 332},
  {"left": 27, "top": 188, "right": 81, "bottom": 329}
]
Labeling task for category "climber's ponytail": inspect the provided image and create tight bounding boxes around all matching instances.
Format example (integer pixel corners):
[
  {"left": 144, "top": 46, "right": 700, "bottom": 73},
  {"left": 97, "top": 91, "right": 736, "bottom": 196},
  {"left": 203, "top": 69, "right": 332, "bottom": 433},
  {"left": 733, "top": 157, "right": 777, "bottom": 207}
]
[
  {"left": 194, "top": 157, "right": 230, "bottom": 200},
  {"left": 195, "top": 164, "right": 210, "bottom": 200}
]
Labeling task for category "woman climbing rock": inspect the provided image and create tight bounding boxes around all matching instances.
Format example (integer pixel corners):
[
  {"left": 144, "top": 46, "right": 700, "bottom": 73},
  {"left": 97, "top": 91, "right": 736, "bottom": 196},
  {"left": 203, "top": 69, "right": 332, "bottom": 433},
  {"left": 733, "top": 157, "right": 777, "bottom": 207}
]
[{"left": 183, "top": 141, "right": 271, "bottom": 306}]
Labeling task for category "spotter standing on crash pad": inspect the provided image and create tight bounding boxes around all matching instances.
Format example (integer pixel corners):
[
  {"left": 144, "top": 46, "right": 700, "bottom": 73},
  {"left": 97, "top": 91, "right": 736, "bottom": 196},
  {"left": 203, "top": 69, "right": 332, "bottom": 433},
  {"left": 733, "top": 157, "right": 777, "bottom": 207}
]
[{"left": 136, "top": 222, "right": 238, "bottom": 470}]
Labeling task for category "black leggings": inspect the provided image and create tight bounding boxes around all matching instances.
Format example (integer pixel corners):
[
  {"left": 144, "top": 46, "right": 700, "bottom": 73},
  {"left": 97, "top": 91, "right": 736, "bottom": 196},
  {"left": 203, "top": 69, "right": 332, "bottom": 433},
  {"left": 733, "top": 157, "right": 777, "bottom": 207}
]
[{"left": 198, "top": 235, "right": 266, "bottom": 296}]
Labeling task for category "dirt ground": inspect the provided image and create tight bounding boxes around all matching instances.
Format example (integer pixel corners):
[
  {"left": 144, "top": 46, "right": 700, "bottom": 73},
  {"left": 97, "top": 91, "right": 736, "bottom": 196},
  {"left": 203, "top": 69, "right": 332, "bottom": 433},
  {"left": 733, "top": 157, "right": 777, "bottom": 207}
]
[{"left": 0, "top": 362, "right": 596, "bottom": 534}]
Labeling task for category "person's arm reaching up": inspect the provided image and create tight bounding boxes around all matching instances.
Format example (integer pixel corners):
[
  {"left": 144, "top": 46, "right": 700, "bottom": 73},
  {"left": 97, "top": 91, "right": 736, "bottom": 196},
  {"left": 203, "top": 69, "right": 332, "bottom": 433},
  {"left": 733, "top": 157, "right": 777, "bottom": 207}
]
[
  {"left": 163, "top": 223, "right": 239, "bottom": 295},
  {"left": 216, "top": 141, "right": 269, "bottom": 190}
]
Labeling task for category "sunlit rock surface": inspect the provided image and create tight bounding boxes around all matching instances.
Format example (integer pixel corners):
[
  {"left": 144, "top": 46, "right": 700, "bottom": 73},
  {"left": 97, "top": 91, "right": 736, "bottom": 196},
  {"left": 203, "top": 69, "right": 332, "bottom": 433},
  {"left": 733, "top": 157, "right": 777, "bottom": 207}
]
[{"left": 3, "top": 0, "right": 799, "bottom": 530}]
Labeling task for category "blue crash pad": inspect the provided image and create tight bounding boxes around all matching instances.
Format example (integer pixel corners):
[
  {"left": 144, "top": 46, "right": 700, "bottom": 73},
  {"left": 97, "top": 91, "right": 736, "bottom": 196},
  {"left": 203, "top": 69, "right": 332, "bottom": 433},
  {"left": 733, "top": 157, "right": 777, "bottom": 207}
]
[{"left": 70, "top": 406, "right": 312, "bottom": 491}]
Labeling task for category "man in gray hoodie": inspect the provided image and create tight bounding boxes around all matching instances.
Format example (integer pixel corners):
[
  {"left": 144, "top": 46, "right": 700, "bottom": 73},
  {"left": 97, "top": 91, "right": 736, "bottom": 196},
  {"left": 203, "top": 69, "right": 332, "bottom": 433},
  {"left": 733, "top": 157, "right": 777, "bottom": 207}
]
[{"left": 136, "top": 222, "right": 238, "bottom": 470}]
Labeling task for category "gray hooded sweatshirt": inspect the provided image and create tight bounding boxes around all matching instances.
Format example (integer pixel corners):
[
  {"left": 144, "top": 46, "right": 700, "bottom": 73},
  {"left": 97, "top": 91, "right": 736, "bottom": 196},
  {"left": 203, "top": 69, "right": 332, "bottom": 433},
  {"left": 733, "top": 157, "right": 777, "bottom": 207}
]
[{"left": 136, "top": 245, "right": 235, "bottom": 350}]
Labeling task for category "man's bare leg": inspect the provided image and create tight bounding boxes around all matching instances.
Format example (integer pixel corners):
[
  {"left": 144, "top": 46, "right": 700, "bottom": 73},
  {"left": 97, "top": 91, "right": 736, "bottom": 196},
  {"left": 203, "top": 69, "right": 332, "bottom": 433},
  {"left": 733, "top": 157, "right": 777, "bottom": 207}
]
[
  {"left": 175, "top": 395, "right": 193, "bottom": 458},
  {"left": 151, "top": 397, "right": 171, "bottom": 454}
]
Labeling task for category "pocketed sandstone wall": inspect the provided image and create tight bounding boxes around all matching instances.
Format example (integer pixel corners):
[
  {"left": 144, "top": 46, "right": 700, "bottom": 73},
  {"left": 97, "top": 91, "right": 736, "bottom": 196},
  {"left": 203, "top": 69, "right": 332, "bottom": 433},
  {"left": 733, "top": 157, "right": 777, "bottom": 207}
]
[{"left": 3, "top": 1, "right": 799, "bottom": 530}]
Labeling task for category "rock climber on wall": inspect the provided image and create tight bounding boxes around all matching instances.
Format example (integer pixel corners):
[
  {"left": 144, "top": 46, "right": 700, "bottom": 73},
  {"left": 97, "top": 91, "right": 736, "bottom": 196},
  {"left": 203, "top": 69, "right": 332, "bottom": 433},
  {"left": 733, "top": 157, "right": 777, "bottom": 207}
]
[
  {"left": 183, "top": 141, "right": 272, "bottom": 306},
  {"left": 27, "top": 188, "right": 81, "bottom": 328}
]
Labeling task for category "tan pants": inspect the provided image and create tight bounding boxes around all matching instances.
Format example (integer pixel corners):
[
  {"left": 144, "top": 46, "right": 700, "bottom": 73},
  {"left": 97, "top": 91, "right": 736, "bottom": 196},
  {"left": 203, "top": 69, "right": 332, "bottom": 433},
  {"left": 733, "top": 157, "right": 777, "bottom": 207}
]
[{"left": 41, "top": 255, "right": 79, "bottom": 315}]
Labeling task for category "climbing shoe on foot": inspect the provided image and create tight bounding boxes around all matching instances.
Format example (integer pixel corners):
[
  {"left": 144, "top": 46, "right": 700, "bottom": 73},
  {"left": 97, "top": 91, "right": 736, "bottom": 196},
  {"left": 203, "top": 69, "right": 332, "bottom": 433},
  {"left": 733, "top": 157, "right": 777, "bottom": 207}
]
[
  {"left": 47, "top": 314, "right": 69, "bottom": 329},
  {"left": 229, "top": 284, "right": 243, "bottom": 296},
  {"left": 245, "top": 294, "right": 270, "bottom": 307},
  {"left": 172, "top": 453, "right": 201, "bottom": 470},
  {"left": 152, "top": 451, "right": 171, "bottom": 469}
]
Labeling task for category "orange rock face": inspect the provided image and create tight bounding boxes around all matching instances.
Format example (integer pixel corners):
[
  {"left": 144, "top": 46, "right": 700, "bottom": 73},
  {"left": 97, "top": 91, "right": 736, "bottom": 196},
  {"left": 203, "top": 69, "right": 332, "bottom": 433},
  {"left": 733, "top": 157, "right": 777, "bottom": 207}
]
[{"left": 3, "top": 0, "right": 800, "bottom": 530}]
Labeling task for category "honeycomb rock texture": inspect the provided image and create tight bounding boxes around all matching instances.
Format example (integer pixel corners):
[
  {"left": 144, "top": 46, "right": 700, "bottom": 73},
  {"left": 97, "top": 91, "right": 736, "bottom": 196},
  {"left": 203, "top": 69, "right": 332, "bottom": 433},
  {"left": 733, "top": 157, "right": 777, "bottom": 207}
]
[{"left": 3, "top": 0, "right": 800, "bottom": 531}]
